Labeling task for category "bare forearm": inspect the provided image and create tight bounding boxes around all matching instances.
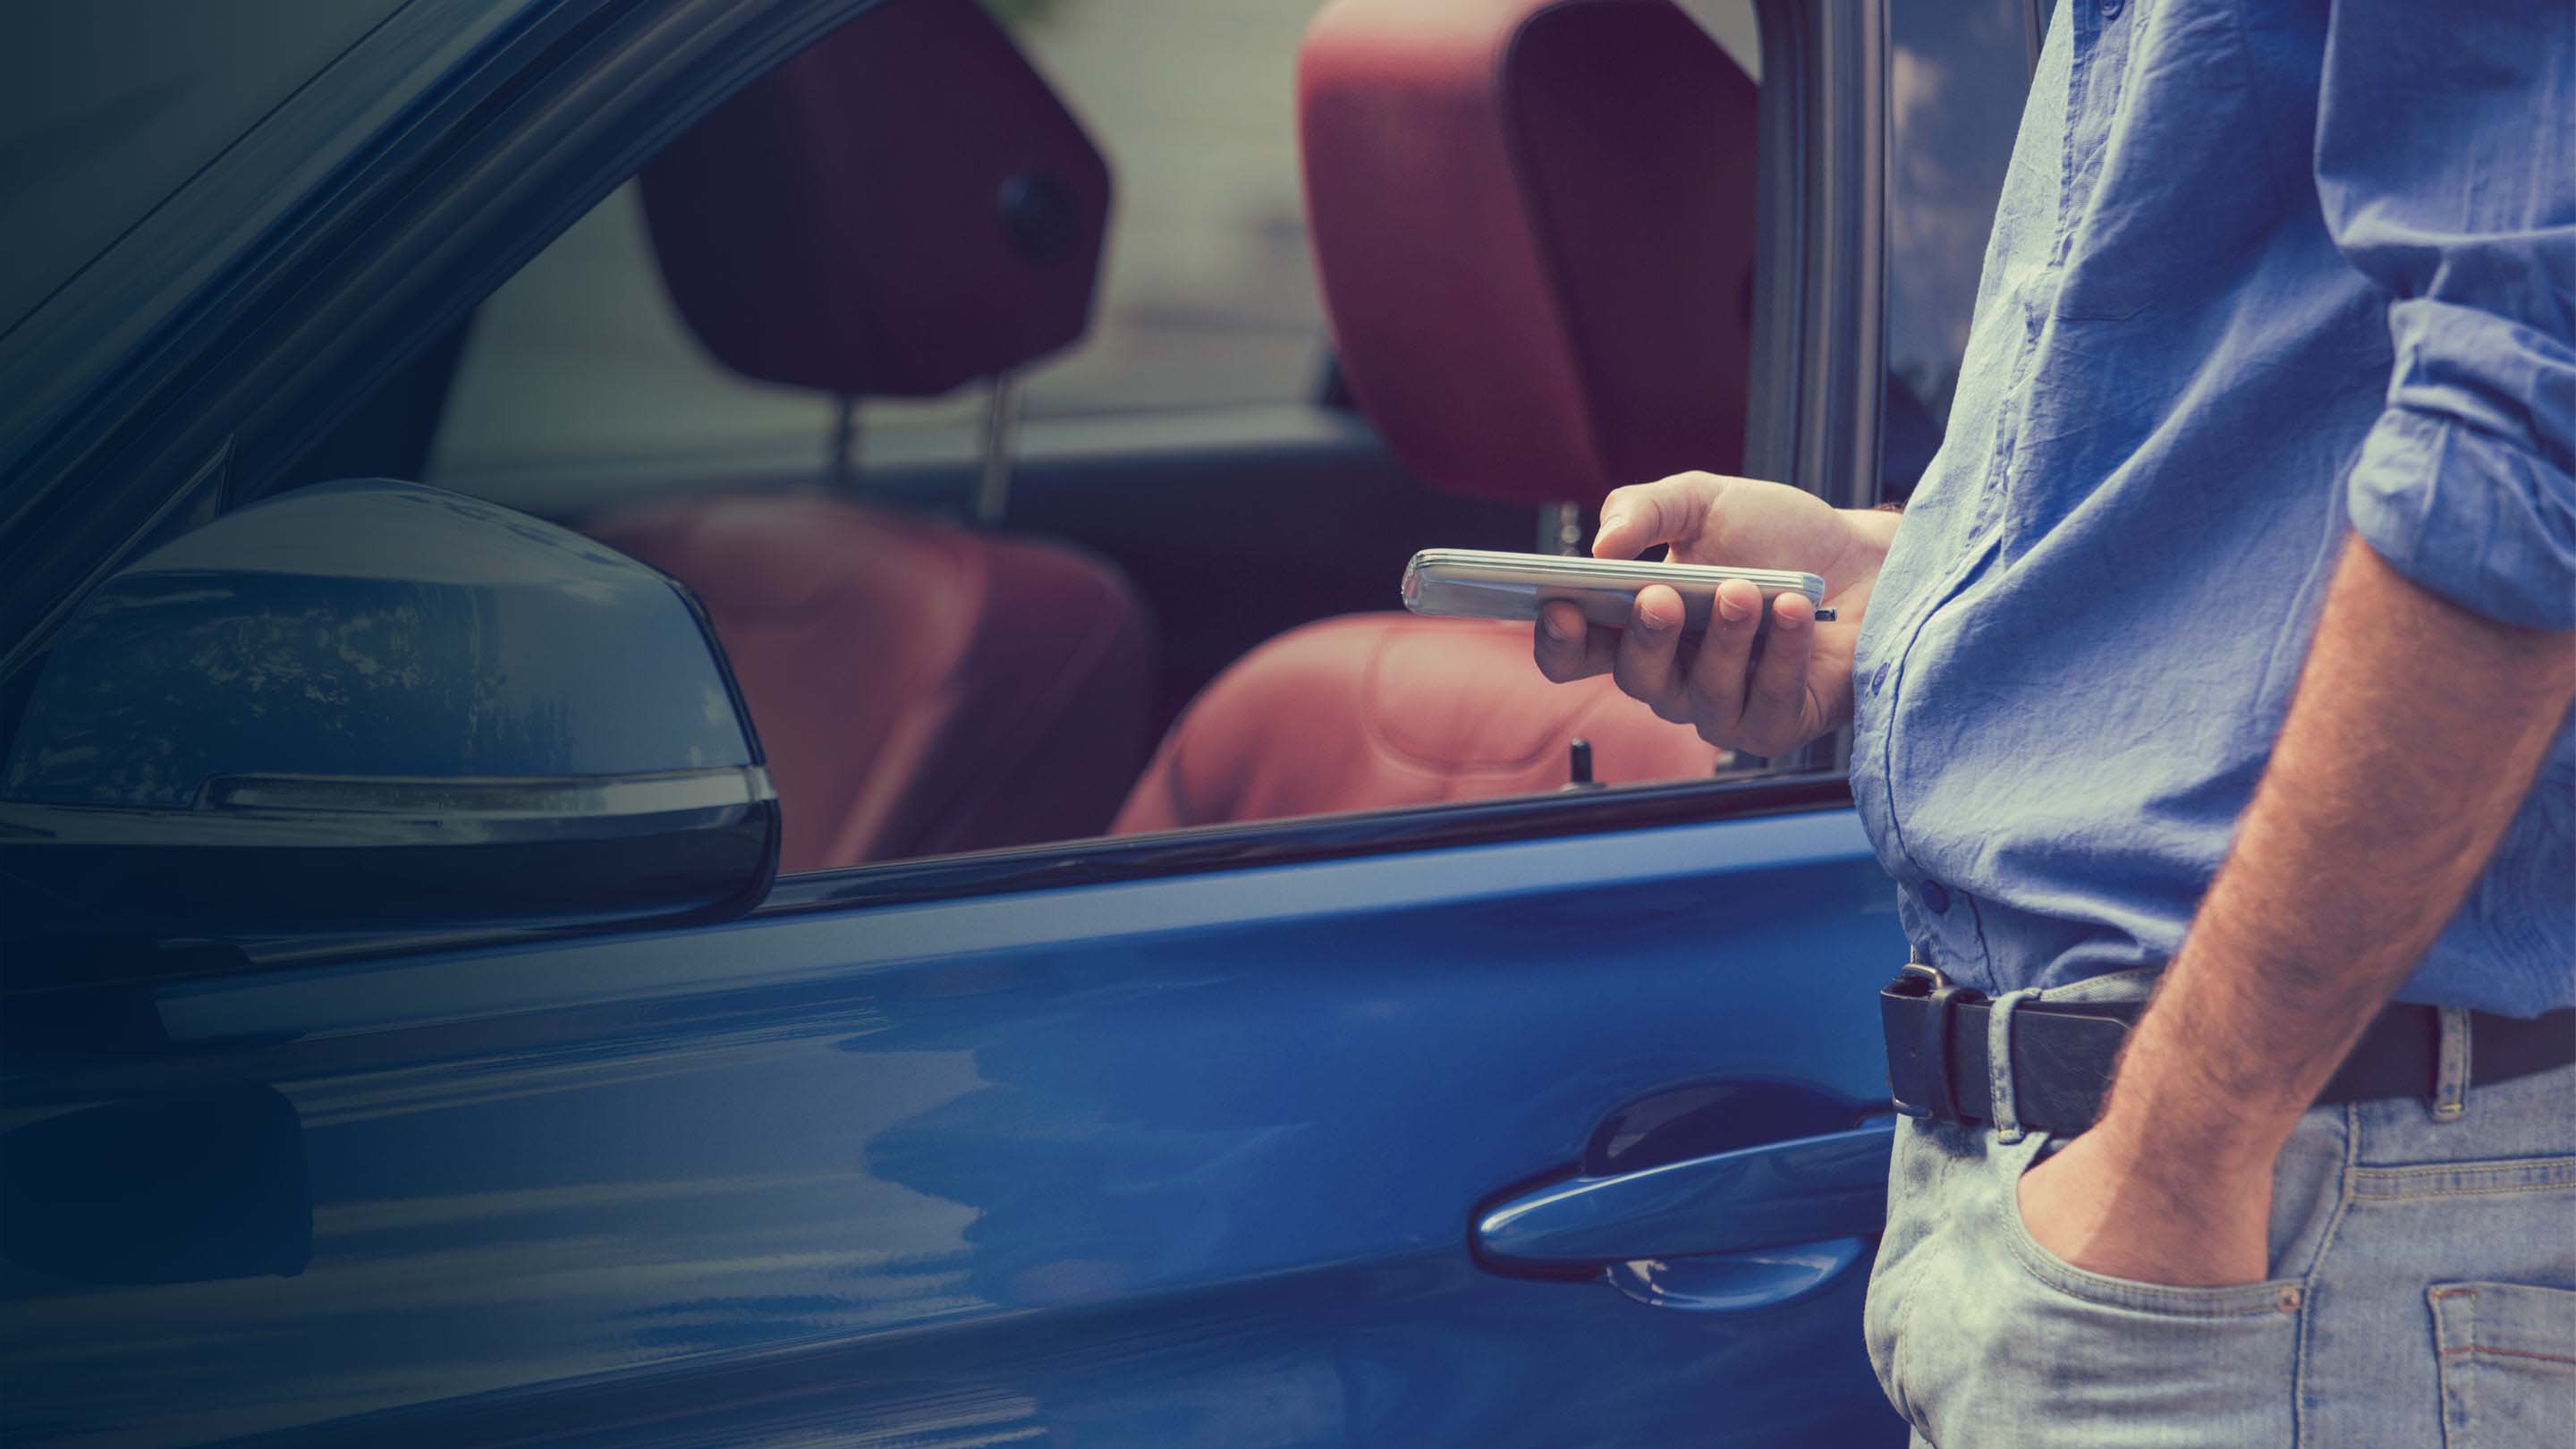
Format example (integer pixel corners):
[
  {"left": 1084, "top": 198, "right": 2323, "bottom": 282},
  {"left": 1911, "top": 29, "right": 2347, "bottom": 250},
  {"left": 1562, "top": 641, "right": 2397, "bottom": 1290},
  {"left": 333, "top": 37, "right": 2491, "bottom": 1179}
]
[{"left": 2101, "top": 536, "right": 2575, "bottom": 1165}]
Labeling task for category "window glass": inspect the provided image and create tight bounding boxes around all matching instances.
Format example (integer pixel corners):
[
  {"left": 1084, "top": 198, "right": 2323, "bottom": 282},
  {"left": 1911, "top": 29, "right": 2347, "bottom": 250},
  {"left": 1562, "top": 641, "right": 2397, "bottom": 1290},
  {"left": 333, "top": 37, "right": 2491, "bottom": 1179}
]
[
  {"left": 1880, "top": 0, "right": 2029, "bottom": 497},
  {"left": 10, "top": 0, "right": 1798, "bottom": 957},
  {"left": 0, "top": 0, "right": 408, "bottom": 339},
  {"left": 431, "top": 0, "right": 1334, "bottom": 513},
  {"left": 415, "top": 0, "right": 1771, "bottom": 883},
  {"left": 430, "top": 0, "right": 1762, "bottom": 515},
  {"left": 919, "top": 0, "right": 1325, "bottom": 418}
]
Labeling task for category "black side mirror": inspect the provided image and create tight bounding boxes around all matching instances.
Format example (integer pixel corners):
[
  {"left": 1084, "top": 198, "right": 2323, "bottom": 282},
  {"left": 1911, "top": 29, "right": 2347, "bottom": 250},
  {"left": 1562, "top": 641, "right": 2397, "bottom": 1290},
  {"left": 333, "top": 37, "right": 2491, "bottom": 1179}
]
[{"left": 0, "top": 480, "right": 779, "bottom": 938}]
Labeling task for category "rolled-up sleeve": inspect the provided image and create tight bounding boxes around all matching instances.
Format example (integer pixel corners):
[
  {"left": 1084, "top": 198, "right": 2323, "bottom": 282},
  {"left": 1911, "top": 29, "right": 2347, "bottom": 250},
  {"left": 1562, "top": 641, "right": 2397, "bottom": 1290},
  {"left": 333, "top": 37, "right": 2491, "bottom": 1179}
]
[{"left": 2317, "top": 2, "right": 2575, "bottom": 629}]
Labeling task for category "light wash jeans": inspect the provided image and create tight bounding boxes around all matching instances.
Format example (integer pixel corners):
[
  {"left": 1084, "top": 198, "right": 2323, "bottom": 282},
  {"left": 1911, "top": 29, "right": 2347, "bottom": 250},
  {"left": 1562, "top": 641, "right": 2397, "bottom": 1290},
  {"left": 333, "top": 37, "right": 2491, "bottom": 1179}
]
[{"left": 1863, "top": 969, "right": 2576, "bottom": 1447}]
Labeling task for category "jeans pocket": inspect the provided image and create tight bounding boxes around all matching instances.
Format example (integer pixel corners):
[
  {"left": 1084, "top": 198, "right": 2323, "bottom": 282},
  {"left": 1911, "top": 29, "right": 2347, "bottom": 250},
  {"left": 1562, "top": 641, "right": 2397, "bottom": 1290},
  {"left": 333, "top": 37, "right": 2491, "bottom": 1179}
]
[
  {"left": 1888, "top": 1132, "right": 2302, "bottom": 1448},
  {"left": 2001, "top": 1133, "right": 2309, "bottom": 1317},
  {"left": 2431, "top": 1281, "right": 2576, "bottom": 1449}
]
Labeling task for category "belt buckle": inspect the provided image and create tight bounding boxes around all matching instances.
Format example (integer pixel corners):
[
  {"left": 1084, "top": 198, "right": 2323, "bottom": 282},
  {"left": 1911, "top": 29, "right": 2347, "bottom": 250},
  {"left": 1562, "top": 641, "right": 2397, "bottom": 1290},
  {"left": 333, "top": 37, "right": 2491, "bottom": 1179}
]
[{"left": 1882, "top": 963, "right": 1977, "bottom": 1124}]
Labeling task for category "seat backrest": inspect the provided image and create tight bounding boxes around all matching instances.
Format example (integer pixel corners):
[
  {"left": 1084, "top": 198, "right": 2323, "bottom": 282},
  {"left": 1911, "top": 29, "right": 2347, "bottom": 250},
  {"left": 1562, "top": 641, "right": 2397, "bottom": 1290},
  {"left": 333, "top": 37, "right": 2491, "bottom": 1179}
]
[
  {"left": 1300, "top": 0, "right": 1758, "bottom": 506},
  {"left": 640, "top": 0, "right": 1112, "bottom": 397},
  {"left": 588, "top": 496, "right": 1150, "bottom": 869}
]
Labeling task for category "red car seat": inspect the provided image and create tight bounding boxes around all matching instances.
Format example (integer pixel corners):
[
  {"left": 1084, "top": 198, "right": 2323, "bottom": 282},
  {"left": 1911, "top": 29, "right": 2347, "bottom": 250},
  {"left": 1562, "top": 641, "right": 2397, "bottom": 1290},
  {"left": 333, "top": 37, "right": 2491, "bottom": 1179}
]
[
  {"left": 587, "top": 0, "right": 1152, "bottom": 869},
  {"left": 1114, "top": 0, "right": 1759, "bottom": 834}
]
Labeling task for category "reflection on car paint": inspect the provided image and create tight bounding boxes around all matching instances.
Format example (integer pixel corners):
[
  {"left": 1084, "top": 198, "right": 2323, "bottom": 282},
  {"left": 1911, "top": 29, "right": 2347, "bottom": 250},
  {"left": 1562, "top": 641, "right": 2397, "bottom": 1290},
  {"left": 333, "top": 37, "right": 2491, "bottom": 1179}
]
[{"left": 1, "top": 809, "right": 1905, "bottom": 1445}]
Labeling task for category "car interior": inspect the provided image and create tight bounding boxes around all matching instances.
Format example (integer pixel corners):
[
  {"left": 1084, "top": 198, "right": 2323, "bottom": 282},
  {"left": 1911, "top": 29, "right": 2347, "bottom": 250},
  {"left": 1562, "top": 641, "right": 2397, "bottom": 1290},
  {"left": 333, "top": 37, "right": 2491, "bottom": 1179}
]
[
  {"left": 586, "top": 0, "right": 1157, "bottom": 869},
  {"left": 1116, "top": 0, "right": 1760, "bottom": 835},
  {"left": 278, "top": 0, "right": 1777, "bottom": 877}
]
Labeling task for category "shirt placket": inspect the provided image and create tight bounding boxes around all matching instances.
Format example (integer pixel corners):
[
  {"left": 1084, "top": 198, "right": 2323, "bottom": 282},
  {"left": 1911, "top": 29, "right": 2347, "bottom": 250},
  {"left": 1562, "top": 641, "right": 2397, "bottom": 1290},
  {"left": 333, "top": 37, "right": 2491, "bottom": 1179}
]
[{"left": 1869, "top": 3, "right": 2123, "bottom": 990}]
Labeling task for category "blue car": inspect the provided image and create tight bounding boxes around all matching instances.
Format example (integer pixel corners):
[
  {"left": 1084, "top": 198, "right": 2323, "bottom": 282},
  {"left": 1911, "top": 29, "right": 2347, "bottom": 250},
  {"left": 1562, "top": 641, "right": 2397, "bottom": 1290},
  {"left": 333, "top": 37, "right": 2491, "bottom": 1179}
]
[{"left": 0, "top": 0, "right": 2037, "bottom": 1442}]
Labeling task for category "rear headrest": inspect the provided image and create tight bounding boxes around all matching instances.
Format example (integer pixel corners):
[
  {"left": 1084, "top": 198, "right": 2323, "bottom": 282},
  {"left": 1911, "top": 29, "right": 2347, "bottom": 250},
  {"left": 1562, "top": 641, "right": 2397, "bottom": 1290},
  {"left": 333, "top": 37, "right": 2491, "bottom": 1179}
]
[
  {"left": 1300, "top": 0, "right": 1758, "bottom": 507},
  {"left": 640, "top": 0, "right": 1111, "bottom": 398}
]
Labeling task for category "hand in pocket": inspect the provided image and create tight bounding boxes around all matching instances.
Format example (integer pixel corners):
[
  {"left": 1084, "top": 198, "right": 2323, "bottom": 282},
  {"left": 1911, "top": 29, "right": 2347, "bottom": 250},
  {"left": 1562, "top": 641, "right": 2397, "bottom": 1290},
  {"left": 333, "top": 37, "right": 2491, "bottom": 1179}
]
[{"left": 2015, "top": 1126, "right": 2276, "bottom": 1288}]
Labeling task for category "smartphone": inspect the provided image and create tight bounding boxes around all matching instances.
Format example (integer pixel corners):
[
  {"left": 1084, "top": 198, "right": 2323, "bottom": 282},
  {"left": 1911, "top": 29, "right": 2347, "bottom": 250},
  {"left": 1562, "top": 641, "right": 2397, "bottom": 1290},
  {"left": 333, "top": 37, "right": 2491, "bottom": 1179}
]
[{"left": 1402, "top": 547, "right": 1833, "bottom": 631}]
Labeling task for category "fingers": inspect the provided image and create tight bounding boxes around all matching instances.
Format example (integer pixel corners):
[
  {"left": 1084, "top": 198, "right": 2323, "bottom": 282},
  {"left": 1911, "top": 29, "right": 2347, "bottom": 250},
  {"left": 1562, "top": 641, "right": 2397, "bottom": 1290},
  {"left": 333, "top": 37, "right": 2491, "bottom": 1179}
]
[
  {"left": 1593, "top": 474, "right": 1726, "bottom": 561},
  {"left": 1611, "top": 585, "right": 1690, "bottom": 719},
  {"left": 1681, "top": 578, "right": 1765, "bottom": 740},
  {"left": 1533, "top": 600, "right": 1619, "bottom": 682},
  {"left": 1734, "top": 591, "right": 1817, "bottom": 752},
  {"left": 1540, "top": 581, "right": 1821, "bottom": 757}
]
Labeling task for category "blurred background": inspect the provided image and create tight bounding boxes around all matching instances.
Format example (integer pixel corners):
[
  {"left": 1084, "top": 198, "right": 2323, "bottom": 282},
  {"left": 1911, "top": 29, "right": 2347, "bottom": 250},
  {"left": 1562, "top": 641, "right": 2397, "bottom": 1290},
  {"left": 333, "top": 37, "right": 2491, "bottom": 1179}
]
[{"left": 428, "top": 0, "right": 1764, "bottom": 514}]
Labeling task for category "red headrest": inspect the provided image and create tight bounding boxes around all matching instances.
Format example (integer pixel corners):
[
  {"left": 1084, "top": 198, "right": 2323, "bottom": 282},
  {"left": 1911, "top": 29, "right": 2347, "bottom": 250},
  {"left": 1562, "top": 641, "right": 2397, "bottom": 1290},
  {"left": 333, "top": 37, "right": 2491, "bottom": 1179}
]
[
  {"left": 1300, "top": 0, "right": 1758, "bottom": 507},
  {"left": 640, "top": 0, "right": 1111, "bottom": 398}
]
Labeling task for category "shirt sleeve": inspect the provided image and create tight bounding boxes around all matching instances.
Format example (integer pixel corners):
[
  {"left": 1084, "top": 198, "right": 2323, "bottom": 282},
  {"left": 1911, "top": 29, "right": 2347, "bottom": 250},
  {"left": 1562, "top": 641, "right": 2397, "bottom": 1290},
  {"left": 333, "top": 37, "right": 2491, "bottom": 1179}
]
[{"left": 2316, "top": 2, "right": 2576, "bottom": 630}]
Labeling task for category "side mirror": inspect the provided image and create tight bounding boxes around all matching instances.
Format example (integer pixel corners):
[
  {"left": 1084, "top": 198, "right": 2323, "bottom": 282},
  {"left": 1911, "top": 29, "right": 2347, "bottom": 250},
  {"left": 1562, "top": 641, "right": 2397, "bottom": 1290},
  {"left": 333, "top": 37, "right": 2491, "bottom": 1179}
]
[{"left": 0, "top": 480, "right": 778, "bottom": 937}]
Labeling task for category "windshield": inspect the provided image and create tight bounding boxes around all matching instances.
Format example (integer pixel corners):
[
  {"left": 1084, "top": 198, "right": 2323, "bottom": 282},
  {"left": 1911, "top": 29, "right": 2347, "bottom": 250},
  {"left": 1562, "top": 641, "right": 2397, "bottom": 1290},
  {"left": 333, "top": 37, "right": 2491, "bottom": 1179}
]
[{"left": 0, "top": 0, "right": 409, "bottom": 340}]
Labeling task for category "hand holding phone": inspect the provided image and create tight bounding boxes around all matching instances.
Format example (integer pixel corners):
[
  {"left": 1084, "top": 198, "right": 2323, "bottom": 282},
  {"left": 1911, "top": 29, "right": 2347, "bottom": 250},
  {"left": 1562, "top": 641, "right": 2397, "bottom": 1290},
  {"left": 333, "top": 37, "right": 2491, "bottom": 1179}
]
[{"left": 1516, "top": 472, "right": 1902, "bottom": 758}]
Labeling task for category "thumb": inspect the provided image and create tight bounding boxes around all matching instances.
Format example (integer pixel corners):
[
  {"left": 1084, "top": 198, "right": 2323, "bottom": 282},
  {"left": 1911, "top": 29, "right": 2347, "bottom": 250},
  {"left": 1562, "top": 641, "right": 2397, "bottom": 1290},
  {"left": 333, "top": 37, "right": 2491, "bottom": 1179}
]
[{"left": 1593, "top": 475, "right": 1723, "bottom": 561}]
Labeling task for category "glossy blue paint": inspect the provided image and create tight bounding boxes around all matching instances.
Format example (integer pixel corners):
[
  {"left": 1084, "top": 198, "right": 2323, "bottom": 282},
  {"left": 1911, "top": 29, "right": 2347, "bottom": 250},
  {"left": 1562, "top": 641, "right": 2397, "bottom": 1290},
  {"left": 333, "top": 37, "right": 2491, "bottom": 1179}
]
[
  {"left": 1476, "top": 1122, "right": 1896, "bottom": 1268},
  {"left": 1605, "top": 1239, "right": 1877, "bottom": 1312},
  {"left": 0, "top": 806, "right": 1911, "bottom": 1445},
  {"left": 4, "top": 480, "right": 750, "bottom": 808}
]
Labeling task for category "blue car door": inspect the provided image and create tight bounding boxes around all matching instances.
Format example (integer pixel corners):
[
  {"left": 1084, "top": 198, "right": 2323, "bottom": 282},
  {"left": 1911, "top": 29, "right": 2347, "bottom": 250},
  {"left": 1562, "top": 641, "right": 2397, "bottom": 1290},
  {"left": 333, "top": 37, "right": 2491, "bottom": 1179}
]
[{"left": 2, "top": 789, "right": 1909, "bottom": 1446}]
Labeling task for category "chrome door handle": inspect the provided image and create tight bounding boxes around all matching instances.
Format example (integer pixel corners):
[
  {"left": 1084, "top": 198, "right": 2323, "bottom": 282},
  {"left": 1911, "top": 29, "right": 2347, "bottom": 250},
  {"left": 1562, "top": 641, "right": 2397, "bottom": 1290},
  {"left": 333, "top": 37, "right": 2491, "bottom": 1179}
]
[{"left": 1474, "top": 1122, "right": 1894, "bottom": 1270}]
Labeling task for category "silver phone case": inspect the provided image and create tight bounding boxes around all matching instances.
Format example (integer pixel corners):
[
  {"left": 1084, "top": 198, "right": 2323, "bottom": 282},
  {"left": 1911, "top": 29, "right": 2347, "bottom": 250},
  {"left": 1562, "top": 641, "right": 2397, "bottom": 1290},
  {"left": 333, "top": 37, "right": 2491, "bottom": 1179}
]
[{"left": 1401, "top": 548, "right": 1832, "bottom": 631}]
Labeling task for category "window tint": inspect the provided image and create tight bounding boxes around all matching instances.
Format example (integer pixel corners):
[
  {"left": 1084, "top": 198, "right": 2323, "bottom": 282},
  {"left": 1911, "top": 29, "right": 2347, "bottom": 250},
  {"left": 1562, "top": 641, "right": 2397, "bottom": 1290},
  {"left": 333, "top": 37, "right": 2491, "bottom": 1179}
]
[
  {"left": 431, "top": 0, "right": 1332, "bottom": 513},
  {"left": 921, "top": 0, "right": 1324, "bottom": 418},
  {"left": 1880, "top": 0, "right": 2029, "bottom": 497},
  {"left": 10, "top": 0, "right": 1805, "bottom": 957},
  {"left": 0, "top": 0, "right": 408, "bottom": 338},
  {"left": 411, "top": 0, "right": 1774, "bottom": 885},
  {"left": 432, "top": 0, "right": 1764, "bottom": 515}
]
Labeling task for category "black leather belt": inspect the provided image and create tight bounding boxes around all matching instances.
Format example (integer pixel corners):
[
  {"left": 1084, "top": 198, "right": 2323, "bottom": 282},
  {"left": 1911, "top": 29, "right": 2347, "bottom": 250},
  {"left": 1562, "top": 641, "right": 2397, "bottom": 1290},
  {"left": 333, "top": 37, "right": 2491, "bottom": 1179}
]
[{"left": 1881, "top": 967, "right": 2576, "bottom": 1134}]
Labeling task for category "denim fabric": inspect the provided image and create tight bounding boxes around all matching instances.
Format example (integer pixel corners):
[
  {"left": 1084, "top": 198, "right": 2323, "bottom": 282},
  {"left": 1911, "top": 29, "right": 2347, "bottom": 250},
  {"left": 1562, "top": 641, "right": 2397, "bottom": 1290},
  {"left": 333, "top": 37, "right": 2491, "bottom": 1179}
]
[
  {"left": 1863, "top": 970, "right": 2576, "bottom": 1447},
  {"left": 1847, "top": 0, "right": 2576, "bottom": 1015}
]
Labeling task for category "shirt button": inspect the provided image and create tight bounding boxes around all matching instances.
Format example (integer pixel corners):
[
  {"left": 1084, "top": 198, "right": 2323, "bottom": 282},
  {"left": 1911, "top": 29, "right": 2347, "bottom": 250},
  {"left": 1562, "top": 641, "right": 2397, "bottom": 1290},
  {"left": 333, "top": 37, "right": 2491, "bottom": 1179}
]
[
  {"left": 2098, "top": 0, "right": 2123, "bottom": 14},
  {"left": 1868, "top": 662, "right": 1891, "bottom": 696},
  {"left": 1920, "top": 880, "right": 1953, "bottom": 914}
]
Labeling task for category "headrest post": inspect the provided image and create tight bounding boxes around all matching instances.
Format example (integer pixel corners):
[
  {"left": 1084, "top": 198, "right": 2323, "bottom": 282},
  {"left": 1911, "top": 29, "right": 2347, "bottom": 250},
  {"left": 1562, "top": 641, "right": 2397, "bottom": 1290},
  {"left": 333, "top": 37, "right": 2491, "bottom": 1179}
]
[
  {"left": 1537, "top": 501, "right": 1585, "bottom": 556},
  {"left": 827, "top": 394, "right": 860, "bottom": 493},
  {"left": 975, "top": 372, "right": 1023, "bottom": 525}
]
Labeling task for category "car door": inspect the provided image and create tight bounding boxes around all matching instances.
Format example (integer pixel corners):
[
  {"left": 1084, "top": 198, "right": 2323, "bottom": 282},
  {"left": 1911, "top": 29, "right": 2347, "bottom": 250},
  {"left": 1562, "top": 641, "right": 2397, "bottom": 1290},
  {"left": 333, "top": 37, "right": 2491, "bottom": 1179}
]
[
  {"left": 2, "top": 784, "right": 1908, "bottom": 1446},
  {"left": 0, "top": 0, "right": 2035, "bottom": 1441}
]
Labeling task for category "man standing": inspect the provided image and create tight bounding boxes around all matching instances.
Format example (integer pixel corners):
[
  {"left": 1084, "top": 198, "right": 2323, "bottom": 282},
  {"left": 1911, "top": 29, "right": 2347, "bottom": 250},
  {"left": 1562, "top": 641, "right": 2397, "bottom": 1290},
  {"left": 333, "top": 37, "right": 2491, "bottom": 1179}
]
[{"left": 1535, "top": 3, "right": 2572, "bottom": 1443}]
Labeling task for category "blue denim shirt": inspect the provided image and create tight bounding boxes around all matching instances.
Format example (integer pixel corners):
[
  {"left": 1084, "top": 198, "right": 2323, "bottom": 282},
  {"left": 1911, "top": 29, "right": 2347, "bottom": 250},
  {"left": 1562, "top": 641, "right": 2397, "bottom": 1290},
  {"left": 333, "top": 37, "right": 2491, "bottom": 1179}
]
[{"left": 1850, "top": 1, "right": 2574, "bottom": 1015}]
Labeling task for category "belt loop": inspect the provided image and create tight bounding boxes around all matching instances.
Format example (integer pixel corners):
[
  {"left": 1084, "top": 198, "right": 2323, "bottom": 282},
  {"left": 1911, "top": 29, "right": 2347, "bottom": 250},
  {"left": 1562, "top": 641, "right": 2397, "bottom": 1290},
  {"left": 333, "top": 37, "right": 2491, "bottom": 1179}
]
[
  {"left": 2430, "top": 1006, "right": 2472, "bottom": 1123},
  {"left": 1987, "top": 987, "right": 2040, "bottom": 1143}
]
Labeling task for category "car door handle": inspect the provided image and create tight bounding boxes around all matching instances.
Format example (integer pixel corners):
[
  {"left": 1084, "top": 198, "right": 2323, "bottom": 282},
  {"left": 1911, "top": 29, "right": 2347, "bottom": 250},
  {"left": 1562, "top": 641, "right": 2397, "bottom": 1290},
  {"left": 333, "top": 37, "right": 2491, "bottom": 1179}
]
[{"left": 1473, "top": 1122, "right": 1894, "bottom": 1270}]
